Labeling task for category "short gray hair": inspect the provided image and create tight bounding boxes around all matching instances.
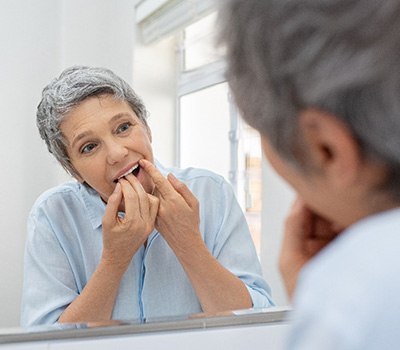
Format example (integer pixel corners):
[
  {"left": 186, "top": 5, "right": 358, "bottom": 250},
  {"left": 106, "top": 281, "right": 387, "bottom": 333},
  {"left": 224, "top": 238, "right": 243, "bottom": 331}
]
[
  {"left": 37, "top": 66, "right": 149, "bottom": 177},
  {"left": 219, "top": 0, "right": 400, "bottom": 197}
]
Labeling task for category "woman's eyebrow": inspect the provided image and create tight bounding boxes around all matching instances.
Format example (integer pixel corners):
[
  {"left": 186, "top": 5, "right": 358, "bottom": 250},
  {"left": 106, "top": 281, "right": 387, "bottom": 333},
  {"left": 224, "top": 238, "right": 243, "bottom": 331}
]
[
  {"left": 71, "top": 131, "right": 92, "bottom": 149},
  {"left": 109, "top": 113, "right": 133, "bottom": 124}
]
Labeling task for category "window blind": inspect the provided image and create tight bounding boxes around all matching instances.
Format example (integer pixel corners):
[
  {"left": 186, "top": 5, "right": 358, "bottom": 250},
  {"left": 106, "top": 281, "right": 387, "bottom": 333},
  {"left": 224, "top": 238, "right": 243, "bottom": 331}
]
[{"left": 135, "top": 0, "right": 217, "bottom": 44}]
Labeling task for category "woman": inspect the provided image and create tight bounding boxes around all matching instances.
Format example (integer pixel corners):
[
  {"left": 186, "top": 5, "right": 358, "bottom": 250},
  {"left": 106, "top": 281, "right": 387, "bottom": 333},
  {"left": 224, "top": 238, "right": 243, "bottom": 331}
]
[
  {"left": 21, "top": 66, "right": 273, "bottom": 326},
  {"left": 220, "top": 0, "right": 400, "bottom": 348}
]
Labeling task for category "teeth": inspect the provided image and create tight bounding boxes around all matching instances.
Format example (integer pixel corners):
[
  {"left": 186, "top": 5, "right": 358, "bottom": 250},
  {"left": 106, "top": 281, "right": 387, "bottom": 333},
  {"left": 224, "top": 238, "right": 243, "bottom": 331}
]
[{"left": 118, "top": 164, "right": 139, "bottom": 180}]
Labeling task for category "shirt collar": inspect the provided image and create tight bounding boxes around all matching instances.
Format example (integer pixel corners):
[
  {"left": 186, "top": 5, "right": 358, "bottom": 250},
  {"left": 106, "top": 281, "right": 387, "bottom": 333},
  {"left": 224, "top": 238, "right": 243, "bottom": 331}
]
[
  {"left": 79, "top": 183, "right": 106, "bottom": 230},
  {"left": 344, "top": 206, "right": 400, "bottom": 237}
]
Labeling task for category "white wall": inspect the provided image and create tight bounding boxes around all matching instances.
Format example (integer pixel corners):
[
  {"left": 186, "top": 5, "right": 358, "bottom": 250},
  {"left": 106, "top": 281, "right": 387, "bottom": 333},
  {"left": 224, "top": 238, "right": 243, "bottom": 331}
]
[
  {"left": 60, "top": 0, "right": 135, "bottom": 83},
  {"left": 0, "top": 0, "right": 63, "bottom": 328},
  {"left": 133, "top": 35, "right": 177, "bottom": 166},
  {"left": 0, "top": 0, "right": 135, "bottom": 327}
]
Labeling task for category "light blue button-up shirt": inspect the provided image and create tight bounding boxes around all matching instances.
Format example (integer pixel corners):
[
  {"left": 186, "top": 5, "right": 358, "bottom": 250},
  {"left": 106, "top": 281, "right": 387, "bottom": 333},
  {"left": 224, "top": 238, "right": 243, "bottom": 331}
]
[
  {"left": 286, "top": 208, "right": 400, "bottom": 349},
  {"left": 21, "top": 163, "right": 273, "bottom": 326}
]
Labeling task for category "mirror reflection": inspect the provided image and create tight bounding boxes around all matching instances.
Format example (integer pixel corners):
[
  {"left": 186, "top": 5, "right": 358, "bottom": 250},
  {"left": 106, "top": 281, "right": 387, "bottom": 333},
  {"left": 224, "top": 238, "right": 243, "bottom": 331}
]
[
  {"left": 0, "top": 0, "right": 291, "bottom": 330},
  {"left": 21, "top": 65, "right": 273, "bottom": 325}
]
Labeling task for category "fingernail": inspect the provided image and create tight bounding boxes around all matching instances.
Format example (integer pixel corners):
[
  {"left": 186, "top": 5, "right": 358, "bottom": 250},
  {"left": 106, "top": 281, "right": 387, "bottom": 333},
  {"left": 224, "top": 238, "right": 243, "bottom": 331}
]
[{"left": 168, "top": 173, "right": 177, "bottom": 182}]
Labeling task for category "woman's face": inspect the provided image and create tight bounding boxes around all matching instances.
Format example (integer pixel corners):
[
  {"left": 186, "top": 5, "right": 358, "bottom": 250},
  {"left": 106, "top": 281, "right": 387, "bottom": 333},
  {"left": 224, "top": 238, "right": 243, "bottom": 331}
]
[
  {"left": 61, "top": 94, "right": 154, "bottom": 204},
  {"left": 260, "top": 136, "right": 333, "bottom": 219},
  {"left": 260, "top": 134, "right": 352, "bottom": 227}
]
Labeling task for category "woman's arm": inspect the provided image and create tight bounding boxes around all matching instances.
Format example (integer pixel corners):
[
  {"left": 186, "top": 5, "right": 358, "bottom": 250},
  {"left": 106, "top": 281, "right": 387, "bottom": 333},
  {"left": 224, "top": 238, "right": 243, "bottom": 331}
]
[
  {"left": 171, "top": 233, "right": 253, "bottom": 313},
  {"left": 58, "top": 177, "right": 159, "bottom": 323},
  {"left": 140, "top": 159, "right": 264, "bottom": 313},
  {"left": 57, "top": 258, "right": 128, "bottom": 322}
]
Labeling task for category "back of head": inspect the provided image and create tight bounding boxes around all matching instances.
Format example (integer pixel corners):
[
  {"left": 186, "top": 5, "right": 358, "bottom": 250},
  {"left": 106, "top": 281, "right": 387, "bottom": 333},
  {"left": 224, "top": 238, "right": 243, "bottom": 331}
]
[
  {"left": 220, "top": 0, "right": 400, "bottom": 196},
  {"left": 37, "top": 66, "right": 148, "bottom": 177}
]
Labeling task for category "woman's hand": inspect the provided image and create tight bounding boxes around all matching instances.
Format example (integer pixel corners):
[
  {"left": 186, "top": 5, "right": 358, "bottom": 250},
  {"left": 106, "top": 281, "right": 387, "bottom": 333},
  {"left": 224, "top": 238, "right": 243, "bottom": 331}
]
[
  {"left": 139, "top": 159, "right": 201, "bottom": 253},
  {"left": 59, "top": 175, "right": 159, "bottom": 324},
  {"left": 138, "top": 159, "right": 253, "bottom": 313},
  {"left": 279, "top": 197, "right": 341, "bottom": 300},
  {"left": 101, "top": 173, "right": 159, "bottom": 271}
]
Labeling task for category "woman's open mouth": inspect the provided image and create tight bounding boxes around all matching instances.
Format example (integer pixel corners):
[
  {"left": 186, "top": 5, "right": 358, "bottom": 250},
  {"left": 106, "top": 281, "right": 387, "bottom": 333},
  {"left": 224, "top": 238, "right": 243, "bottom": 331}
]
[{"left": 113, "top": 164, "right": 140, "bottom": 183}]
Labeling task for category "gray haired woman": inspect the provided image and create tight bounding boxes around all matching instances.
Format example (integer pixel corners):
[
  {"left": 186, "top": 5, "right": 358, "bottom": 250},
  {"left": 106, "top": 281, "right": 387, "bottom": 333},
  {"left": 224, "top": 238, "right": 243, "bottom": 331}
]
[
  {"left": 220, "top": 0, "right": 400, "bottom": 349},
  {"left": 21, "top": 66, "right": 273, "bottom": 325}
]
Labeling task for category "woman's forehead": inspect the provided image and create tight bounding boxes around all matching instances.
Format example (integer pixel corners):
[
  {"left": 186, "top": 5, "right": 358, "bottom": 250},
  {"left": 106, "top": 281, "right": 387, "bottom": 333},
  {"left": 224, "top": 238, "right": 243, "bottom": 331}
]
[
  {"left": 64, "top": 95, "right": 137, "bottom": 123},
  {"left": 60, "top": 96, "right": 140, "bottom": 142}
]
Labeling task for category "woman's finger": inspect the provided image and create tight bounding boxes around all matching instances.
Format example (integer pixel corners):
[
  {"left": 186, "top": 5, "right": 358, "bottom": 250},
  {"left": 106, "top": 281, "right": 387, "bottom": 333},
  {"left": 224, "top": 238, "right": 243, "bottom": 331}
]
[
  {"left": 148, "top": 194, "right": 160, "bottom": 220},
  {"left": 167, "top": 173, "right": 198, "bottom": 209},
  {"left": 119, "top": 178, "right": 140, "bottom": 220},
  {"left": 103, "top": 183, "right": 123, "bottom": 226},
  {"left": 139, "top": 159, "right": 175, "bottom": 198},
  {"left": 124, "top": 174, "right": 150, "bottom": 219}
]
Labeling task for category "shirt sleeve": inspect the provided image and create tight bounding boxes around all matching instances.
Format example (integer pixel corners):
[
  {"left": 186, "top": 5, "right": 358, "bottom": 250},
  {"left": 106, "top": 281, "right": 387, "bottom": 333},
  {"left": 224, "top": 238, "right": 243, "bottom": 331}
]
[
  {"left": 284, "top": 226, "right": 400, "bottom": 350},
  {"left": 20, "top": 204, "right": 79, "bottom": 326},
  {"left": 200, "top": 177, "right": 274, "bottom": 309}
]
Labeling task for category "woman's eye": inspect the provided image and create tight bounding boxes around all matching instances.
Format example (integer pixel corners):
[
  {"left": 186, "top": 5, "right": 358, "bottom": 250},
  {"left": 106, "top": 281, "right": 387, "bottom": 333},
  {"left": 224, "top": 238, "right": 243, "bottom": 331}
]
[
  {"left": 117, "top": 122, "right": 132, "bottom": 134},
  {"left": 81, "top": 143, "right": 97, "bottom": 154}
]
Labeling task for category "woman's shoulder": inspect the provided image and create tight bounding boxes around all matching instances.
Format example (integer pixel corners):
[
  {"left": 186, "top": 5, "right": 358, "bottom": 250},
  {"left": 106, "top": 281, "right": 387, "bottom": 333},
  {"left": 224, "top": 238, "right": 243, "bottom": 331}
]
[
  {"left": 31, "top": 180, "right": 87, "bottom": 212},
  {"left": 158, "top": 161, "right": 226, "bottom": 186}
]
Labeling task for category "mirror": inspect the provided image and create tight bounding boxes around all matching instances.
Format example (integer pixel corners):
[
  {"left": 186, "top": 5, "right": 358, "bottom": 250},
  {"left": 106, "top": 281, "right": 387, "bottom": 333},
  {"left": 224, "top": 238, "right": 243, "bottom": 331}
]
[
  {"left": 0, "top": 0, "right": 290, "bottom": 330},
  {"left": 0, "top": 308, "right": 290, "bottom": 348}
]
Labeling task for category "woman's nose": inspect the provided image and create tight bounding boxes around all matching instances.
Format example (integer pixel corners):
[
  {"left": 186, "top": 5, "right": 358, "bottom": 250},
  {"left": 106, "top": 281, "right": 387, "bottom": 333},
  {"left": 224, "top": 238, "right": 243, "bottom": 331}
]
[{"left": 106, "top": 141, "right": 128, "bottom": 165}]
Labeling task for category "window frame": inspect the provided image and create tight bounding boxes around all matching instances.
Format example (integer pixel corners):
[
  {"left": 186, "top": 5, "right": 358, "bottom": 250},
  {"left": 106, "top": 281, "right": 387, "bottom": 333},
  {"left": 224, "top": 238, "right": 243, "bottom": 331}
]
[{"left": 176, "top": 36, "right": 240, "bottom": 193}]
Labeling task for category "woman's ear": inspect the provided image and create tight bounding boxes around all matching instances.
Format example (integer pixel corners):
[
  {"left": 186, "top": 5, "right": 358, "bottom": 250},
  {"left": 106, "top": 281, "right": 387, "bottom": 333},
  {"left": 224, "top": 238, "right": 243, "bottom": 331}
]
[{"left": 298, "top": 108, "right": 362, "bottom": 189}]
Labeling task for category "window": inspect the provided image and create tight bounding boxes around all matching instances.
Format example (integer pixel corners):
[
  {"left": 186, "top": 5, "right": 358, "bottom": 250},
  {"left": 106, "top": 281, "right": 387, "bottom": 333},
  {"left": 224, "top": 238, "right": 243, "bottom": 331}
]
[
  {"left": 179, "top": 82, "right": 230, "bottom": 178},
  {"left": 182, "top": 12, "right": 224, "bottom": 71},
  {"left": 177, "top": 12, "right": 262, "bottom": 254}
]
